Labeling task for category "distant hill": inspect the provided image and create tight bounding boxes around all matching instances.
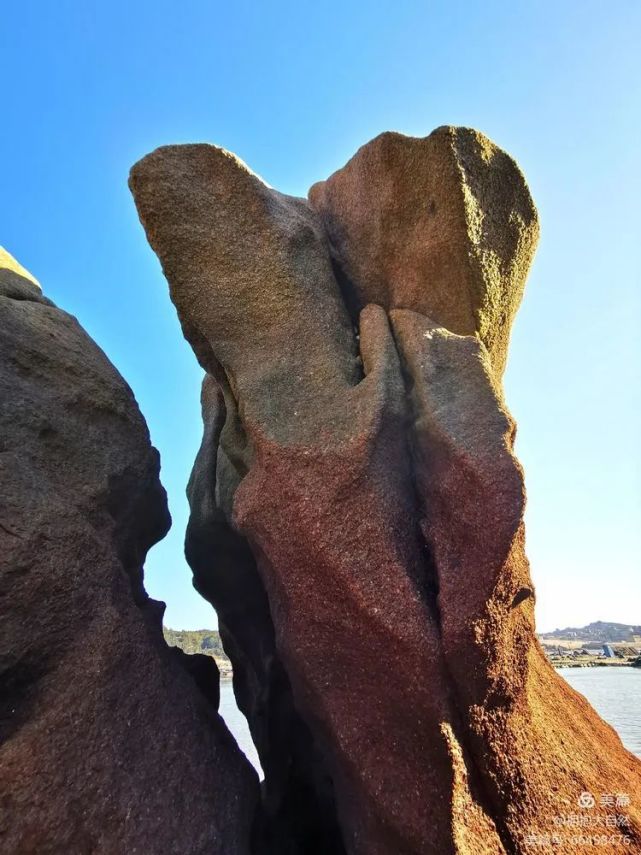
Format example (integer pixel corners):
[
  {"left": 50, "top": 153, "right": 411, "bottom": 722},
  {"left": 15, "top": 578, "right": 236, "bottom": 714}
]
[
  {"left": 539, "top": 621, "right": 641, "bottom": 643},
  {"left": 165, "top": 623, "right": 641, "bottom": 670},
  {"left": 163, "top": 627, "right": 232, "bottom": 675}
]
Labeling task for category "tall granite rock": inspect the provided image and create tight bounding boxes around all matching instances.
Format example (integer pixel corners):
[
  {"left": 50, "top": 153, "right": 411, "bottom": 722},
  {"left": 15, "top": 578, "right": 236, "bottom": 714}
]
[
  {"left": 130, "top": 129, "right": 641, "bottom": 854},
  {"left": 0, "top": 250, "right": 258, "bottom": 854}
]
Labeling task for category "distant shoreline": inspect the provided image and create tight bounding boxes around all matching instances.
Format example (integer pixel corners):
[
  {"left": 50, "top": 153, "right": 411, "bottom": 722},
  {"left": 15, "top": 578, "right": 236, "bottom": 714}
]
[
  {"left": 162, "top": 625, "right": 641, "bottom": 677},
  {"left": 553, "top": 659, "right": 638, "bottom": 669}
]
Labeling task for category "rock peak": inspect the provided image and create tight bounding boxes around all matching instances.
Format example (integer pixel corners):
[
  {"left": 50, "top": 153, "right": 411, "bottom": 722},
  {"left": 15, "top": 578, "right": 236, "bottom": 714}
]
[{"left": 309, "top": 125, "right": 539, "bottom": 377}]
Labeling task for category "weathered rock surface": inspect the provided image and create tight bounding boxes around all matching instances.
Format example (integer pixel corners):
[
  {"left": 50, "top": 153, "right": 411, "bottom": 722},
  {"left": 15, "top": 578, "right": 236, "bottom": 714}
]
[
  {"left": 186, "top": 375, "right": 345, "bottom": 854},
  {"left": 309, "top": 127, "right": 539, "bottom": 377},
  {"left": 390, "top": 310, "right": 641, "bottom": 851},
  {"left": 131, "top": 130, "right": 641, "bottom": 855},
  {"left": 0, "top": 251, "right": 257, "bottom": 854}
]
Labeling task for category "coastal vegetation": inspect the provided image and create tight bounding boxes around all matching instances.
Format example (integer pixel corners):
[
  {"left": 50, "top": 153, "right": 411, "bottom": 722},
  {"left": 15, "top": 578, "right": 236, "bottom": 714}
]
[{"left": 163, "top": 627, "right": 232, "bottom": 677}]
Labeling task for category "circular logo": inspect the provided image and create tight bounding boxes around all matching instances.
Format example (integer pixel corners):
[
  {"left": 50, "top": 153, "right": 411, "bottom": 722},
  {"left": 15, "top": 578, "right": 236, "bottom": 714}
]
[{"left": 578, "top": 792, "right": 596, "bottom": 809}]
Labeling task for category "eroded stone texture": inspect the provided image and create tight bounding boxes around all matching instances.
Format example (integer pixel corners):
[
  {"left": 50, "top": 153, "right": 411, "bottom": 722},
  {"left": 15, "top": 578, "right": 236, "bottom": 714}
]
[
  {"left": 309, "top": 127, "right": 539, "bottom": 377},
  {"left": 390, "top": 311, "right": 641, "bottom": 851},
  {"left": 0, "top": 253, "right": 258, "bottom": 854},
  {"left": 186, "top": 376, "right": 345, "bottom": 855},
  {"left": 130, "top": 147, "right": 357, "bottom": 853},
  {"left": 131, "top": 131, "right": 641, "bottom": 855},
  {"left": 129, "top": 143, "right": 360, "bottom": 440}
]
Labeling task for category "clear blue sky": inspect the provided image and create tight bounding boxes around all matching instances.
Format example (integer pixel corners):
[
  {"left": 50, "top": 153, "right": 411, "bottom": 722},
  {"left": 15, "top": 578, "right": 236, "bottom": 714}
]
[{"left": 2, "top": 1, "right": 639, "bottom": 633}]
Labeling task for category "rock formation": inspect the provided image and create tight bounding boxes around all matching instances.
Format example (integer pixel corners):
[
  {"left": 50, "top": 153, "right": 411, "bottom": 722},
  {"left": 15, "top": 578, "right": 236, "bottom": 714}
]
[
  {"left": 0, "top": 251, "right": 257, "bottom": 854},
  {"left": 129, "top": 127, "right": 641, "bottom": 855}
]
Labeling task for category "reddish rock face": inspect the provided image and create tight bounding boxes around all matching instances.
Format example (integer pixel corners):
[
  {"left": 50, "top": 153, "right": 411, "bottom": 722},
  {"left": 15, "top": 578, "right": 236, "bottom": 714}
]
[
  {"left": 0, "top": 257, "right": 258, "bottom": 854},
  {"left": 130, "top": 130, "right": 641, "bottom": 855}
]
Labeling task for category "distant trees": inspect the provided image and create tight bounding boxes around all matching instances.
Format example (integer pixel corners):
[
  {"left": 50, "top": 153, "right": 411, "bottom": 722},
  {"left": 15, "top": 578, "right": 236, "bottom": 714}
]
[{"left": 163, "top": 627, "right": 229, "bottom": 664}]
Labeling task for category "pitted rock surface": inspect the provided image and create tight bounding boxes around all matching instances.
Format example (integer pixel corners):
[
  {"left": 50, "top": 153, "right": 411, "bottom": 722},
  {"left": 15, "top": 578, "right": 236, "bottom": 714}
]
[
  {"left": 0, "top": 252, "right": 258, "bottom": 855},
  {"left": 131, "top": 132, "right": 641, "bottom": 855}
]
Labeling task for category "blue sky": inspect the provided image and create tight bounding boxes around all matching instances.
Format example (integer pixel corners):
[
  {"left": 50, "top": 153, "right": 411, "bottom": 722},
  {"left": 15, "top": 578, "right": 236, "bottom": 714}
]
[{"left": 2, "top": 1, "right": 639, "bottom": 633}]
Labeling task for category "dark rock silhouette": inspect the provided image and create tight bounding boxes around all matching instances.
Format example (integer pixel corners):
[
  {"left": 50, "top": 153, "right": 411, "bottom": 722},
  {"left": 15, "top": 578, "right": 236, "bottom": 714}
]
[
  {"left": 129, "top": 128, "right": 641, "bottom": 855},
  {"left": 0, "top": 252, "right": 257, "bottom": 854}
]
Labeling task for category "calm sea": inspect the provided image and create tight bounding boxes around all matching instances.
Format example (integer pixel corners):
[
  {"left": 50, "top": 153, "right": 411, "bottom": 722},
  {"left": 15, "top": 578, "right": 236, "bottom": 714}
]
[
  {"left": 220, "top": 666, "right": 641, "bottom": 775},
  {"left": 219, "top": 680, "right": 262, "bottom": 774}
]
